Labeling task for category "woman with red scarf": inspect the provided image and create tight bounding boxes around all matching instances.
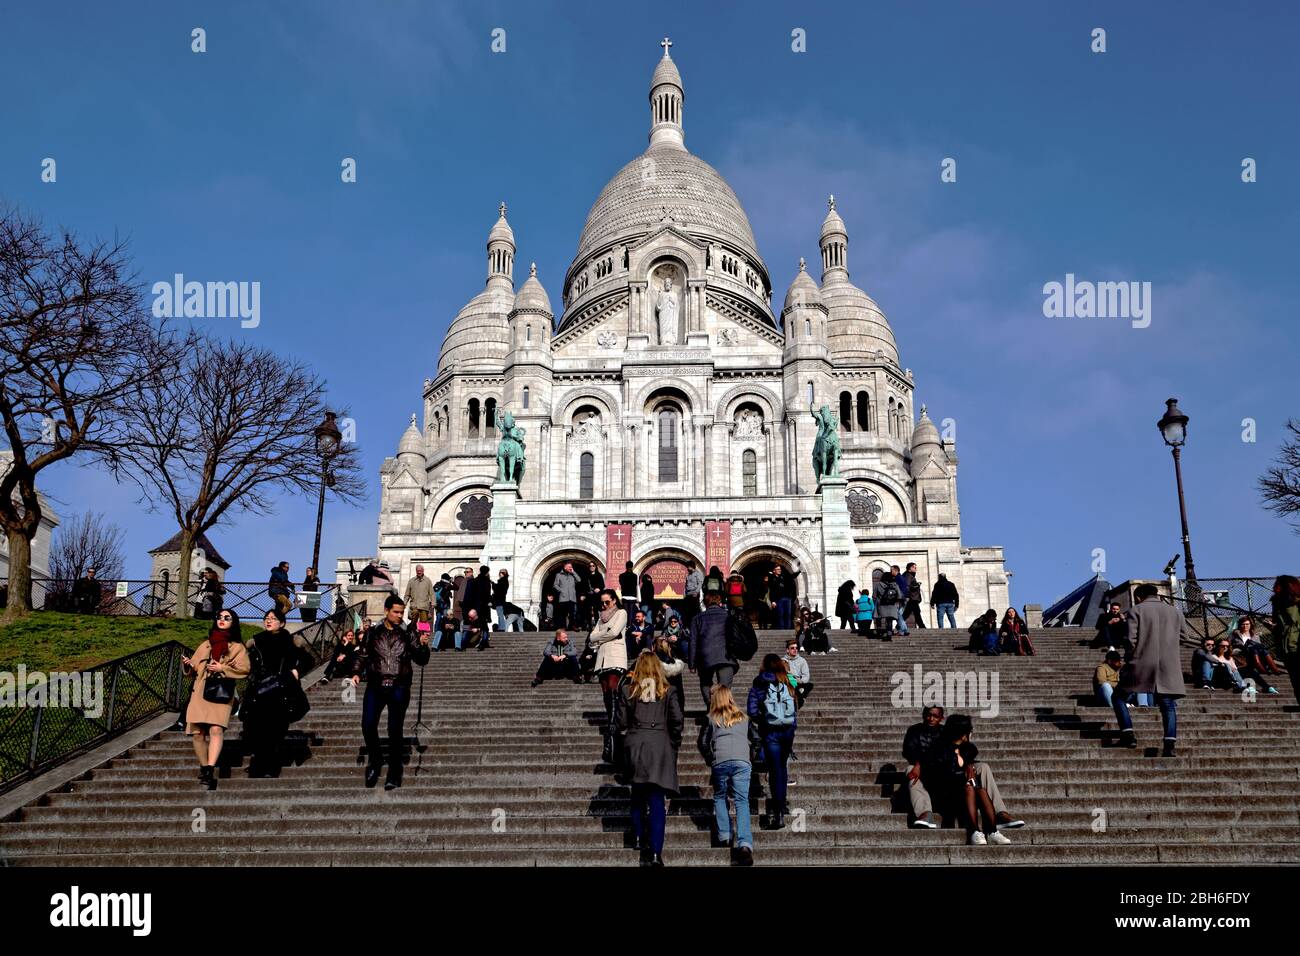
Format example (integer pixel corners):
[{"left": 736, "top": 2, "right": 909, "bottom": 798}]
[
  {"left": 999, "top": 607, "right": 1036, "bottom": 656},
  {"left": 182, "top": 610, "right": 251, "bottom": 790}
]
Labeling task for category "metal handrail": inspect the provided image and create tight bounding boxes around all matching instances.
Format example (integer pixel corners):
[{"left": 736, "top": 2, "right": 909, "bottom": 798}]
[
  {"left": 0, "top": 577, "right": 340, "bottom": 622},
  {"left": 0, "top": 601, "right": 366, "bottom": 794}
]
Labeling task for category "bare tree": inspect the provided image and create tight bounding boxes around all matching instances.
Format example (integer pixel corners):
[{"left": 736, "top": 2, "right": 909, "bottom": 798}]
[
  {"left": 1260, "top": 419, "right": 1300, "bottom": 533},
  {"left": 49, "top": 511, "right": 126, "bottom": 582},
  {"left": 0, "top": 206, "right": 180, "bottom": 622},
  {"left": 102, "top": 338, "right": 365, "bottom": 617}
]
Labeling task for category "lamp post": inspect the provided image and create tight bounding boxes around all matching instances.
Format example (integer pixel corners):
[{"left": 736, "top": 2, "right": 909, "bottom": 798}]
[
  {"left": 311, "top": 410, "right": 342, "bottom": 574},
  {"left": 1157, "top": 398, "right": 1198, "bottom": 592}
]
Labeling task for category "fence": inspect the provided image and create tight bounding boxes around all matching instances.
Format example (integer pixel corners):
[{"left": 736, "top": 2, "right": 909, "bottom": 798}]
[
  {"left": 1172, "top": 577, "right": 1283, "bottom": 653},
  {"left": 0, "top": 600, "right": 365, "bottom": 794},
  {"left": 0, "top": 577, "right": 340, "bottom": 623}
]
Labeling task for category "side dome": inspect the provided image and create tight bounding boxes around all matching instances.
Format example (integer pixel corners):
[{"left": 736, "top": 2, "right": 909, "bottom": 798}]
[
  {"left": 823, "top": 284, "right": 900, "bottom": 365},
  {"left": 436, "top": 286, "right": 513, "bottom": 375},
  {"left": 911, "top": 407, "right": 941, "bottom": 451}
]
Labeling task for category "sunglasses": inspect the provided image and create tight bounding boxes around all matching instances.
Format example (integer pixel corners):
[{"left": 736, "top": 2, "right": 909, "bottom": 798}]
[{"left": 217, "top": 614, "right": 233, "bottom": 621}]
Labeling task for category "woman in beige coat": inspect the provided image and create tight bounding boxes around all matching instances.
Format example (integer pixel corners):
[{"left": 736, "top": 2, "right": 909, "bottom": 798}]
[
  {"left": 589, "top": 588, "right": 628, "bottom": 764},
  {"left": 182, "top": 610, "right": 251, "bottom": 790}
]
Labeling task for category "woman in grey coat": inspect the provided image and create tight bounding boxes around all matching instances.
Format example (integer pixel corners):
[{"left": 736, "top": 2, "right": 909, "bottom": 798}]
[{"left": 614, "top": 650, "right": 684, "bottom": 866}]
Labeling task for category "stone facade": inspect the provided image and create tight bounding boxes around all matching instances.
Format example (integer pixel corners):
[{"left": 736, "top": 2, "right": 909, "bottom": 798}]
[{"left": 340, "top": 42, "right": 1009, "bottom": 626}]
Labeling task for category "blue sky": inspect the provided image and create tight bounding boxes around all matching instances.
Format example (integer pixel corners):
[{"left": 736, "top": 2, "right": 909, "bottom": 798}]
[{"left": 1, "top": 0, "right": 1296, "bottom": 606}]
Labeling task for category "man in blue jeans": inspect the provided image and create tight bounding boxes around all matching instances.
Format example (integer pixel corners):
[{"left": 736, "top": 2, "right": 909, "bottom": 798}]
[
  {"left": 930, "top": 573, "right": 959, "bottom": 628},
  {"left": 1113, "top": 584, "right": 1187, "bottom": 757}
]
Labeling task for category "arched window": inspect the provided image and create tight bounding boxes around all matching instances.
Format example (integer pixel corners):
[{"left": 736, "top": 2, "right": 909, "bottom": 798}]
[
  {"left": 742, "top": 449, "right": 757, "bottom": 497},
  {"left": 485, "top": 397, "right": 497, "bottom": 431},
  {"left": 579, "top": 452, "right": 594, "bottom": 500},
  {"left": 522, "top": 386, "right": 530, "bottom": 410},
  {"left": 806, "top": 381, "right": 815, "bottom": 406},
  {"left": 804, "top": 317, "right": 812, "bottom": 337},
  {"left": 839, "top": 392, "right": 853, "bottom": 432},
  {"left": 857, "top": 391, "right": 870, "bottom": 431},
  {"left": 433, "top": 410, "right": 441, "bottom": 438},
  {"left": 468, "top": 398, "right": 480, "bottom": 438},
  {"left": 526, "top": 324, "right": 532, "bottom": 344},
  {"left": 657, "top": 406, "right": 679, "bottom": 482}
]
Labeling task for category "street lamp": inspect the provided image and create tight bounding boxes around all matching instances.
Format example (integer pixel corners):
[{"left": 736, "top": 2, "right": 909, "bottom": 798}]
[
  {"left": 311, "top": 410, "right": 342, "bottom": 574},
  {"left": 1157, "top": 397, "right": 1197, "bottom": 589}
]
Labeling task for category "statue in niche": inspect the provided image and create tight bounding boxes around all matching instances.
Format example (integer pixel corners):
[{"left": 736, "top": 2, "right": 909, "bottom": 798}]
[
  {"left": 655, "top": 274, "right": 680, "bottom": 345},
  {"left": 575, "top": 412, "right": 601, "bottom": 442},
  {"left": 734, "top": 409, "right": 762, "bottom": 439}
]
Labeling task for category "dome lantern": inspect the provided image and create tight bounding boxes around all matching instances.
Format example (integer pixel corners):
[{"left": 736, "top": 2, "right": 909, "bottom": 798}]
[
  {"left": 486, "top": 201, "right": 516, "bottom": 291},
  {"left": 649, "top": 37, "right": 685, "bottom": 150}
]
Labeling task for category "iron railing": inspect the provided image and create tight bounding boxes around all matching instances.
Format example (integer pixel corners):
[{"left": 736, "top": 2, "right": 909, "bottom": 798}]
[
  {"left": 0, "top": 577, "right": 339, "bottom": 623},
  {"left": 0, "top": 601, "right": 365, "bottom": 795},
  {"left": 1172, "top": 577, "right": 1283, "bottom": 653}
]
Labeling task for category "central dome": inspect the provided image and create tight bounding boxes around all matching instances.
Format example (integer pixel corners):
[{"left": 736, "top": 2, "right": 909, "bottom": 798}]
[{"left": 574, "top": 144, "right": 761, "bottom": 266}]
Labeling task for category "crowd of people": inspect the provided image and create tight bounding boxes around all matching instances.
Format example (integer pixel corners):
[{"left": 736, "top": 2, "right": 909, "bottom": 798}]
[
  {"left": 178, "top": 556, "right": 1300, "bottom": 863},
  {"left": 1086, "top": 577, "right": 1299, "bottom": 757}
]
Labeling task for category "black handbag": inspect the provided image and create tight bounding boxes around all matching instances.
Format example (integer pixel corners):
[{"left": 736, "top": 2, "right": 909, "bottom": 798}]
[{"left": 202, "top": 676, "right": 237, "bottom": 704}]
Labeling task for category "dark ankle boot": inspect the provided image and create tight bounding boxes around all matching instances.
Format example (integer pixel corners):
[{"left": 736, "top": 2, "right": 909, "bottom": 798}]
[
  {"left": 198, "top": 765, "right": 214, "bottom": 789},
  {"left": 601, "top": 733, "right": 614, "bottom": 764}
]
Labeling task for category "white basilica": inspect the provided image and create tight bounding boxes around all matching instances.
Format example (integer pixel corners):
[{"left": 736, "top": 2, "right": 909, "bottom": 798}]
[{"left": 343, "top": 41, "right": 1009, "bottom": 626}]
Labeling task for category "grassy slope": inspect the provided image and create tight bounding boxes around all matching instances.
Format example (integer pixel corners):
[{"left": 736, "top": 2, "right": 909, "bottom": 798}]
[{"left": 0, "top": 612, "right": 262, "bottom": 671}]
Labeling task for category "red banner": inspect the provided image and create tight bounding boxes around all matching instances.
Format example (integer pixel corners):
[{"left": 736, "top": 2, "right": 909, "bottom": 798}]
[
  {"left": 606, "top": 523, "right": 633, "bottom": 578},
  {"left": 705, "top": 520, "right": 731, "bottom": 577}
]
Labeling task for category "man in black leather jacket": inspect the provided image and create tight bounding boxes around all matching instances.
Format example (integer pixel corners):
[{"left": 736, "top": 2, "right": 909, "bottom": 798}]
[{"left": 351, "top": 594, "right": 430, "bottom": 789}]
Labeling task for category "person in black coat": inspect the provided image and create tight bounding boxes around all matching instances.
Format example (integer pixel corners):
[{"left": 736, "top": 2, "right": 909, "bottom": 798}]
[
  {"left": 243, "top": 609, "right": 314, "bottom": 778},
  {"left": 920, "top": 714, "right": 1003, "bottom": 845},
  {"left": 835, "top": 580, "right": 858, "bottom": 632},
  {"left": 300, "top": 567, "right": 320, "bottom": 624},
  {"left": 639, "top": 573, "right": 656, "bottom": 615},
  {"left": 320, "top": 626, "right": 361, "bottom": 683},
  {"left": 467, "top": 565, "right": 493, "bottom": 625},
  {"left": 71, "top": 568, "right": 103, "bottom": 614},
  {"left": 490, "top": 570, "right": 510, "bottom": 631},
  {"left": 614, "top": 651, "right": 684, "bottom": 866},
  {"left": 585, "top": 561, "right": 606, "bottom": 628}
]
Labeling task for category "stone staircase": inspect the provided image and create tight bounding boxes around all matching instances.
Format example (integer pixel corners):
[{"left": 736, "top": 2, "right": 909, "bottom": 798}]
[{"left": 2, "top": 627, "right": 1298, "bottom": 866}]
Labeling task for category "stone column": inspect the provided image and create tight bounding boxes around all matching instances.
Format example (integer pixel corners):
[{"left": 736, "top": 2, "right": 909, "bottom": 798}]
[
  {"left": 479, "top": 482, "right": 518, "bottom": 579},
  {"left": 817, "top": 476, "right": 860, "bottom": 617}
]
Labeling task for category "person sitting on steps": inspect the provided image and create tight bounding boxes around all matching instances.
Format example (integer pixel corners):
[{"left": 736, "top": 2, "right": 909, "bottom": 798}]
[
  {"left": 921, "top": 714, "right": 1008, "bottom": 846},
  {"left": 902, "top": 706, "right": 1026, "bottom": 834},
  {"left": 532, "top": 627, "right": 581, "bottom": 686}
]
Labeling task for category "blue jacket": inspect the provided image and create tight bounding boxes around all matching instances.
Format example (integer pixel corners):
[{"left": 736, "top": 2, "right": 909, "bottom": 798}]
[
  {"left": 269, "top": 566, "right": 292, "bottom": 597},
  {"left": 855, "top": 594, "right": 876, "bottom": 621},
  {"left": 690, "top": 604, "right": 732, "bottom": 670}
]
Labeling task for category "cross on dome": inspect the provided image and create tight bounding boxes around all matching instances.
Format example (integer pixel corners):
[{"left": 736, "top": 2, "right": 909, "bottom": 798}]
[
  {"left": 827, "top": 195, "right": 836, "bottom": 211},
  {"left": 799, "top": 256, "right": 806, "bottom": 272},
  {"left": 498, "top": 202, "right": 507, "bottom": 218},
  {"left": 660, "top": 36, "right": 672, "bottom": 57},
  {"left": 529, "top": 262, "right": 537, "bottom": 277}
]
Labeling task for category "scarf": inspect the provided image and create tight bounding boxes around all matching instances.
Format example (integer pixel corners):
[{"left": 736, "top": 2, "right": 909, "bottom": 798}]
[
  {"left": 599, "top": 605, "right": 617, "bottom": 625},
  {"left": 209, "top": 628, "right": 230, "bottom": 665}
]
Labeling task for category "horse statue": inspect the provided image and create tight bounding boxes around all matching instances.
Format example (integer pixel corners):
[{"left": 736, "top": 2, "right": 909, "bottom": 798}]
[
  {"left": 811, "top": 405, "right": 841, "bottom": 483},
  {"left": 495, "top": 409, "right": 527, "bottom": 485}
]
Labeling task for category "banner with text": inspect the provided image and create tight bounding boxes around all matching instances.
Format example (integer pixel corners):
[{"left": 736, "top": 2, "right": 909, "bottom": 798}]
[
  {"left": 705, "top": 520, "right": 732, "bottom": 577},
  {"left": 606, "top": 523, "right": 633, "bottom": 577}
]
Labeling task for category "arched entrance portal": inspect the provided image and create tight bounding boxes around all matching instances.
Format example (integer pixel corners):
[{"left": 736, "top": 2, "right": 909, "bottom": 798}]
[
  {"left": 635, "top": 549, "right": 694, "bottom": 620},
  {"left": 536, "top": 550, "right": 605, "bottom": 629},
  {"left": 732, "top": 547, "right": 801, "bottom": 629}
]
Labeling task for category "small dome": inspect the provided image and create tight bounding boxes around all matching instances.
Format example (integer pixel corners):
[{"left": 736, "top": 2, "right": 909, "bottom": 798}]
[
  {"left": 820, "top": 195, "right": 847, "bottom": 242},
  {"left": 651, "top": 50, "right": 683, "bottom": 90},
  {"left": 513, "top": 263, "right": 552, "bottom": 315},
  {"left": 398, "top": 416, "right": 425, "bottom": 457},
  {"left": 783, "top": 258, "right": 822, "bottom": 312},
  {"left": 911, "top": 407, "right": 941, "bottom": 450},
  {"left": 488, "top": 203, "right": 515, "bottom": 247}
]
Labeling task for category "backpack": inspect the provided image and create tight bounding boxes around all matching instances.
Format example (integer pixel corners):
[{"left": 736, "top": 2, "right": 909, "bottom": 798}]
[
  {"left": 881, "top": 581, "right": 901, "bottom": 605},
  {"left": 908, "top": 580, "right": 922, "bottom": 601},
  {"left": 762, "top": 680, "right": 796, "bottom": 726},
  {"left": 725, "top": 611, "right": 758, "bottom": 662}
]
